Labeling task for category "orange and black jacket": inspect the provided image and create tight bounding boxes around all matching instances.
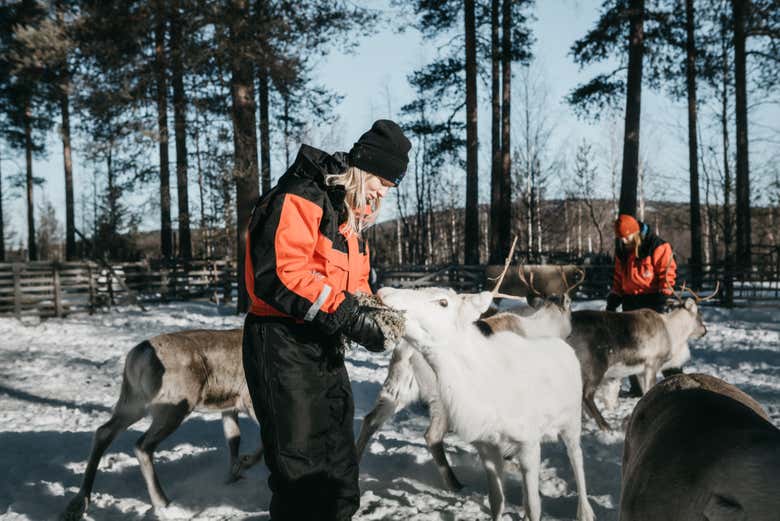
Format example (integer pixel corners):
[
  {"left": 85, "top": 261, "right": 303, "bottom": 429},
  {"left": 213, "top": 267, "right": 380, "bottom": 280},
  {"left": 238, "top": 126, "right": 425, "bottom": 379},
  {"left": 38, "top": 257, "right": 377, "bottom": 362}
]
[
  {"left": 244, "top": 145, "right": 371, "bottom": 335},
  {"left": 612, "top": 222, "right": 677, "bottom": 297}
]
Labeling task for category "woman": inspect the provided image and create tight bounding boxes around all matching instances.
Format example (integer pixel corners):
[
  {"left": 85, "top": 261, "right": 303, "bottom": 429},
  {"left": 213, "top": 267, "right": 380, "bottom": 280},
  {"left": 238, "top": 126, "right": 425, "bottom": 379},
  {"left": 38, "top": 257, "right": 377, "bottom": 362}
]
[
  {"left": 606, "top": 214, "right": 677, "bottom": 313},
  {"left": 606, "top": 213, "right": 679, "bottom": 395},
  {"left": 242, "top": 120, "right": 410, "bottom": 520}
]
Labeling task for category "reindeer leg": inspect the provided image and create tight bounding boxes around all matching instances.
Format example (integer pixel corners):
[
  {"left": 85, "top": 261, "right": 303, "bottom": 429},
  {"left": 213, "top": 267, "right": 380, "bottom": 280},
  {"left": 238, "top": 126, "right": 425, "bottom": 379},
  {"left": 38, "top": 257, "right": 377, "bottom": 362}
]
[
  {"left": 62, "top": 390, "right": 145, "bottom": 520},
  {"left": 222, "top": 410, "right": 244, "bottom": 482},
  {"left": 238, "top": 403, "right": 265, "bottom": 470},
  {"left": 134, "top": 401, "right": 190, "bottom": 509},
  {"left": 583, "top": 392, "right": 611, "bottom": 431},
  {"left": 642, "top": 364, "right": 658, "bottom": 395},
  {"left": 475, "top": 443, "right": 505, "bottom": 521},
  {"left": 561, "top": 427, "right": 595, "bottom": 521},
  {"left": 356, "top": 391, "right": 398, "bottom": 460},
  {"left": 517, "top": 440, "right": 542, "bottom": 521},
  {"left": 597, "top": 378, "right": 621, "bottom": 411},
  {"left": 357, "top": 345, "right": 419, "bottom": 459},
  {"left": 425, "top": 396, "right": 463, "bottom": 491}
]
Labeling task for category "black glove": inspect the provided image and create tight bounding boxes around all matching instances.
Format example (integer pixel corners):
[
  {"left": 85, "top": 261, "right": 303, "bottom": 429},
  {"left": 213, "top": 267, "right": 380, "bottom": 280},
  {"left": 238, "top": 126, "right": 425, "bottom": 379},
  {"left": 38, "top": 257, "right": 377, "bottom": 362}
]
[
  {"left": 606, "top": 292, "right": 622, "bottom": 312},
  {"left": 341, "top": 299, "right": 387, "bottom": 352}
]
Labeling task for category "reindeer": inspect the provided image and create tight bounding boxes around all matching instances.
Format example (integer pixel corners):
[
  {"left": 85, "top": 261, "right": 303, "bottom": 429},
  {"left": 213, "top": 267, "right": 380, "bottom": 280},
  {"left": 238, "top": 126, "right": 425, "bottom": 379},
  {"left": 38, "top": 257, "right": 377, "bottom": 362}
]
[
  {"left": 377, "top": 285, "right": 595, "bottom": 521},
  {"left": 357, "top": 240, "right": 576, "bottom": 491},
  {"left": 567, "top": 284, "right": 718, "bottom": 431},
  {"left": 61, "top": 329, "right": 262, "bottom": 520},
  {"left": 620, "top": 373, "right": 780, "bottom": 520}
]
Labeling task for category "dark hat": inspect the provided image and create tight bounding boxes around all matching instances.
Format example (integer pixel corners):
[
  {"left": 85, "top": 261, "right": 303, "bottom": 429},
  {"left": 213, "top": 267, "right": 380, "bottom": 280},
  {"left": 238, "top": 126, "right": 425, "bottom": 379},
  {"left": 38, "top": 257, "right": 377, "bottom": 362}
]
[{"left": 348, "top": 120, "right": 411, "bottom": 185}]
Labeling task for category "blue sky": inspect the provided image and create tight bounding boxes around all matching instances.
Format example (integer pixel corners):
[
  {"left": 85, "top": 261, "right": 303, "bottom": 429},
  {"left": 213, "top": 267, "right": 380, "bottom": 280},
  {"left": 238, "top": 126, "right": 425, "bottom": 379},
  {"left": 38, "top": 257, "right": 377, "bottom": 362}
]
[{"left": 1, "top": 0, "right": 777, "bottom": 244}]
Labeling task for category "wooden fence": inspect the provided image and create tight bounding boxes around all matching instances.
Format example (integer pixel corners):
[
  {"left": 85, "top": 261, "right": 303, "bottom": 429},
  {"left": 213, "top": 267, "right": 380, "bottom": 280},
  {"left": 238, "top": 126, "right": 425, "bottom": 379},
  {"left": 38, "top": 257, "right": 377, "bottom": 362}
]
[
  {"left": 0, "top": 259, "right": 236, "bottom": 318},
  {"left": 1, "top": 258, "right": 778, "bottom": 318}
]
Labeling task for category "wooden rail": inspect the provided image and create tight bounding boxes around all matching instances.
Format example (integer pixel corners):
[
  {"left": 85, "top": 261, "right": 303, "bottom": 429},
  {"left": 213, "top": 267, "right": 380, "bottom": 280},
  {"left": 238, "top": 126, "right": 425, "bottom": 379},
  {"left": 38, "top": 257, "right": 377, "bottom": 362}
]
[
  {"left": 0, "top": 259, "right": 777, "bottom": 318},
  {"left": 0, "top": 259, "right": 236, "bottom": 318}
]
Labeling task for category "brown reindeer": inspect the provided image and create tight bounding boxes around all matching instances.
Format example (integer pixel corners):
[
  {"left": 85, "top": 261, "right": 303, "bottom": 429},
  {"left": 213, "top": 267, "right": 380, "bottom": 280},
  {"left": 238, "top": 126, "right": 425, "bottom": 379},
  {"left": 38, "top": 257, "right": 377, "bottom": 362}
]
[
  {"left": 620, "top": 373, "right": 780, "bottom": 521},
  {"left": 61, "top": 329, "right": 262, "bottom": 520}
]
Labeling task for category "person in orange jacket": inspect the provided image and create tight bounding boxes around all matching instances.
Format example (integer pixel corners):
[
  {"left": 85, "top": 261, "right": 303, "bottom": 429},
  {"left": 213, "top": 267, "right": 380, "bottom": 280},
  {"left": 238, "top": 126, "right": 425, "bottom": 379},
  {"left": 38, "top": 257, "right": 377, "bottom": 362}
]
[
  {"left": 242, "top": 120, "right": 410, "bottom": 521},
  {"left": 606, "top": 214, "right": 677, "bottom": 313},
  {"left": 606, "top": 213, "right": 680, "bottom": 396}
]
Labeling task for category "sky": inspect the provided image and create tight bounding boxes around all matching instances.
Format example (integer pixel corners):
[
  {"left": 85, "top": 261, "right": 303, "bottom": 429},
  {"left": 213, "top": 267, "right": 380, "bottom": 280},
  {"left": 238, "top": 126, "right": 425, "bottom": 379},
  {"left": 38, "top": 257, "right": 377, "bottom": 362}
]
[{"left": 1, "top": 0, "right": 778, "bottom": 245}]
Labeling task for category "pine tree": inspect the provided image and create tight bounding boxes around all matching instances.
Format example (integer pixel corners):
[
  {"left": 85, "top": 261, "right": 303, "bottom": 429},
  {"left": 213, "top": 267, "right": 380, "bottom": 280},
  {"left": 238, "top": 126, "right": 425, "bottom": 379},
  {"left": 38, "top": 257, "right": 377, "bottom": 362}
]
[{"left": 0, "top": 0, "right": 56, "bottom": 261}]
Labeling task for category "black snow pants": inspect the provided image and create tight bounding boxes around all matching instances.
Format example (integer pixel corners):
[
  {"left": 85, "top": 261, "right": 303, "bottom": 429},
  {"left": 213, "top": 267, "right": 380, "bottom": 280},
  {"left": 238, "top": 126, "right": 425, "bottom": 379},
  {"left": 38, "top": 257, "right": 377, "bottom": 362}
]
[{"left": 242, "top": 313, "right": 360, "bottom": 521}]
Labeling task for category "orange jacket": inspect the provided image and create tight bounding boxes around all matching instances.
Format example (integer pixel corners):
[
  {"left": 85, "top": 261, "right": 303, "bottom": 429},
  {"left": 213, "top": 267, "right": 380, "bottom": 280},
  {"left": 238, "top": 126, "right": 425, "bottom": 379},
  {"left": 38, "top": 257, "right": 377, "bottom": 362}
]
[
  {"left": 612, "top": 224, "right": 677, "bottom": 296},
  {"left": 244, "top": 145, "right": 371, "bottom": 334}
]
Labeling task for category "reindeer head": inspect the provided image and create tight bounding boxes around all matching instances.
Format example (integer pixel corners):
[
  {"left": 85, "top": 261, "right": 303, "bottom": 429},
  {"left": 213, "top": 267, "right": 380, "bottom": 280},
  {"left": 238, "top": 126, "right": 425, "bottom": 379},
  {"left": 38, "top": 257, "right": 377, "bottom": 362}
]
[
  {"left": 376, "top": 287, "right": 494, "bottom": 348},
  {"left": 669, "top": 282, "right": 720, "bottom": 339}
]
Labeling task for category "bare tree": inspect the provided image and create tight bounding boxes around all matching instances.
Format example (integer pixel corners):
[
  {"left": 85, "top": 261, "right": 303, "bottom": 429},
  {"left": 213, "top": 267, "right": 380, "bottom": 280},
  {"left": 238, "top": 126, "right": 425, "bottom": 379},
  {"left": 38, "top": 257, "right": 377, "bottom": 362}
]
[
  {"left": 464, "top": 0, "right": 479, "bottom": 264},
  {"left": 514, "top": 64, "right": 557, "bottom": 260},
  {"left": 573, "top": 140, "right": 606, "bottom": 253}
]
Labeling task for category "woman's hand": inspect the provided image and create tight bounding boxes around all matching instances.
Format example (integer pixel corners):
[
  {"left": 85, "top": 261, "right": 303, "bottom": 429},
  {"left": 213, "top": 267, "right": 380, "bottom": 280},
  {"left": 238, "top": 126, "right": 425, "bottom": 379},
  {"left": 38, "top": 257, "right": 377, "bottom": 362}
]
[{"left": 342, "top": 304, "right": 387, "bottom": 352}]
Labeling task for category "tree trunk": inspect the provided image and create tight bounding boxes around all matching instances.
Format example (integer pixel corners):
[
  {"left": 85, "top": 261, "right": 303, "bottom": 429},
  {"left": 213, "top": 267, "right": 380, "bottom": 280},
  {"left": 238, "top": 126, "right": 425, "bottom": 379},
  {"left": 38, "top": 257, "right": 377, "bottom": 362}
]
[
  {"left": 684, "top": 0, "right": 703, "bottom": 289},
  {"left": 229, "top": 0, "right": 260, "bottom": 312},
  {"left": 0, "top": 151, "right": 4, "bottom": 262},
  {"left": 500, "top": 0, "right": 512, "bottom": 261},
  {"left": 155, "top": 0, "right": 173, "bottom": 259},
  {"left": 732, "top": 0, "right": 750, "bottom": 273},
  {"left": 194, "top": 119, "right": 207, "bottom": 258},
  {"left": 55, "top": 0, "right": 76, "bottom": 261},
  {"left": 24, "top": 98, "right": 37, "bottom": 261},
  {"left": 170, "top": 0, "right": 191, "bottom": 259},
  {"left": 619, "top": 0, "right": 644, "bottom": 217},
  {"left": 721, "top": 14, "right": 734, "bottom": 306},
  {"left": 464, "top": 0, "right": 479, "bottom": 265},
  {"left": 258, "top": 65, "right": 272, "bottom": 194},
  {"left": 60, "top": 82, "right": 76, "bottom": 261},
  {"left": 489, "top": 0, "right": 501, "bottom": 264}
]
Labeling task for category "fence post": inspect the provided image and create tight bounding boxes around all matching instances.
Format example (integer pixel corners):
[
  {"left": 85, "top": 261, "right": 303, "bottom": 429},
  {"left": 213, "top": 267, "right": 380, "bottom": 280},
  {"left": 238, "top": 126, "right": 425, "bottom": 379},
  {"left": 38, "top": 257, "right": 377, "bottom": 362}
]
[
  {"left": 13, "top": 262, "right": 21, "bottom": 319},
  {"left": 107, "top": 265, "right": 114, "bottom": 306},
  {"left": 53, "top": 261, "right": 63, "bottom": 318},
  {"left": 222, "top": 259, "right": 233, "bottom": 304},
  {"left": 87, "top": 262, "right": 96, "bottom": 314},
  {"left": 161, "top": 264, "right": 169, "bottom": 302}
]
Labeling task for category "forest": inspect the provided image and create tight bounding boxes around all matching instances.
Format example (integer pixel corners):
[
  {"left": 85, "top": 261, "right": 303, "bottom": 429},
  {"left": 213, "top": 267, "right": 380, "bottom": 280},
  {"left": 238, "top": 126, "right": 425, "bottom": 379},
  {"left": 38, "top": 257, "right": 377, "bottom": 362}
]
[{"left": 1, "top": 0, "right": 779, "bottom": 311}]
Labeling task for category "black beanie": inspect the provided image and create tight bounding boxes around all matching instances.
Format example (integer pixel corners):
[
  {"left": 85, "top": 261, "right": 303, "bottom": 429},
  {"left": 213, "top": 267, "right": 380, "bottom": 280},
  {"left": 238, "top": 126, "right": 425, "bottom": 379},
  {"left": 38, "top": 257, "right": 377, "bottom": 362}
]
[{"left": 348, "top": 120, "right": 411, "bottom": 185}]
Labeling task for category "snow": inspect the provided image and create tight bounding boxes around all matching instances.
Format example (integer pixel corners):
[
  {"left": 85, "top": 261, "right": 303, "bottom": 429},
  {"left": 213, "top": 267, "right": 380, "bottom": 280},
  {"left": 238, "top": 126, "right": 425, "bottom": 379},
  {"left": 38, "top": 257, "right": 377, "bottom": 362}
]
[{"left": 0, "top": 300, "right": 778, "bottom": 520}]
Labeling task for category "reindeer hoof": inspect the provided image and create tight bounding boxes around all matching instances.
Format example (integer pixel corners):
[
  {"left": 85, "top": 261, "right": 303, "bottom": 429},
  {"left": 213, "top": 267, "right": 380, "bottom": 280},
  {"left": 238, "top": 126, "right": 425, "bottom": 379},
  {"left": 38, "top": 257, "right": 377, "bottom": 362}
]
[{"left": 61, "top": 495, "right": 88, "bottom": 521}]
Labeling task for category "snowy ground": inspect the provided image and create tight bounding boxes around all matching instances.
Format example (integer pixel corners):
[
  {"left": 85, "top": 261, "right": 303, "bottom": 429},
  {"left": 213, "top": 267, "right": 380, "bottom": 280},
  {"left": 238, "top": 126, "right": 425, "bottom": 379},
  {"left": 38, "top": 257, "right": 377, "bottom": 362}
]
[{"left": 0, "top": 300, "right": 778, "bottom": 520}]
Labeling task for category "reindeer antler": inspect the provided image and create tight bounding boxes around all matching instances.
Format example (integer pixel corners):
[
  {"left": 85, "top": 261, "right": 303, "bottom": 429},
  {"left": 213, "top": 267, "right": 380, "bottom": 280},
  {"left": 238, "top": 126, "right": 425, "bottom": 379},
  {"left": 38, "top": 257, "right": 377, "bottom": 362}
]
[
  {"left": 517, "top": 264, "right": 542, "bottom": 298},
  {"left": 670, "top": 281, "right": 688, "bottom": 305},
  {"left": 686, "top": 281, "right": 721, "bottom": 303},
  {"left": 560, "top": 266, "right": 586, "bottom": 295},
  {"left": 489, "top": 236, "right": 525, "bottom": 301}
]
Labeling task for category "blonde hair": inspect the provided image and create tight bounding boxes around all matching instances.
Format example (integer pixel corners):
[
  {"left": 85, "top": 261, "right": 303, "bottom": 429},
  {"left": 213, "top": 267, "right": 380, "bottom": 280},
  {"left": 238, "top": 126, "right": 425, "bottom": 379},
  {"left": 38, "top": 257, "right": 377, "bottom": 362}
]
[{"left": 325, "top": 166, "right": 381, "bottom": 237}]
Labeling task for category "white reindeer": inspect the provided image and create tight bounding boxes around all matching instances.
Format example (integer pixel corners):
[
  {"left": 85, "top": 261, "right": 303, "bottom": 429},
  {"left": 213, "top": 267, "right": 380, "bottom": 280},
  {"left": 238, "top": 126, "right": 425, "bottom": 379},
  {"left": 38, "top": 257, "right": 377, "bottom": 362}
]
[
  {"left": 377, "top": 286, "right": 595, "bottom": 521},
  {"left": 61, "top": 329, "right": 261, "bottom": 520},
  {"left": 357, "top": 251, "right": 579, "bottom": 491}
]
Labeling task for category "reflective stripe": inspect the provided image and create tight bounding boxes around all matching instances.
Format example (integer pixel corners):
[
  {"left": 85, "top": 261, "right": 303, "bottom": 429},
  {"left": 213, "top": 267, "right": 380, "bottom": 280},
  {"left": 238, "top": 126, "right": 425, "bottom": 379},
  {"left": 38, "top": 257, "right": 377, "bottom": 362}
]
[{"left": 304, "top": 284, "right": 332, "bottom": 322}]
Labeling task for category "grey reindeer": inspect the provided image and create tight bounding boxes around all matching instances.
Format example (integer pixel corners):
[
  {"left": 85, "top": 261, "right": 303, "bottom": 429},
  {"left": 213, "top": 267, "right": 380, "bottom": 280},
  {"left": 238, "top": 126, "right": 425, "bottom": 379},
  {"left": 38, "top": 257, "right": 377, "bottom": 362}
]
[
  {"left": 62, "top": 329, "right": 262, "bottom": 520},
  {"left": 566, "top": 283, "right": 718, "bottom": 430}
]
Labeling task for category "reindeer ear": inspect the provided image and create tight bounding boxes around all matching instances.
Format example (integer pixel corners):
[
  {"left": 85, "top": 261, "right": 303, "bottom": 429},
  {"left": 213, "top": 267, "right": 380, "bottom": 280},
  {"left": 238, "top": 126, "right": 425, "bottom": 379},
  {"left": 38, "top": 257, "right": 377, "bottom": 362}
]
[
  {"left": 470, "top": 291, "right": 495, "bottom": 314},
  {"left": 684, "top": 298, "right": 696, "bottom": 311}
]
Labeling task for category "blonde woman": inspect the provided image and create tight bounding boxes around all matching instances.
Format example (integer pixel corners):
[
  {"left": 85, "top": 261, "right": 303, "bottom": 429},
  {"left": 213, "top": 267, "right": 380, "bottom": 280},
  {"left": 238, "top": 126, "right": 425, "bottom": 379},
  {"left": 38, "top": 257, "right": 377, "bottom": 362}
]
[{"left": 242, "top": 120, "right": 410, "bottom": 520}]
